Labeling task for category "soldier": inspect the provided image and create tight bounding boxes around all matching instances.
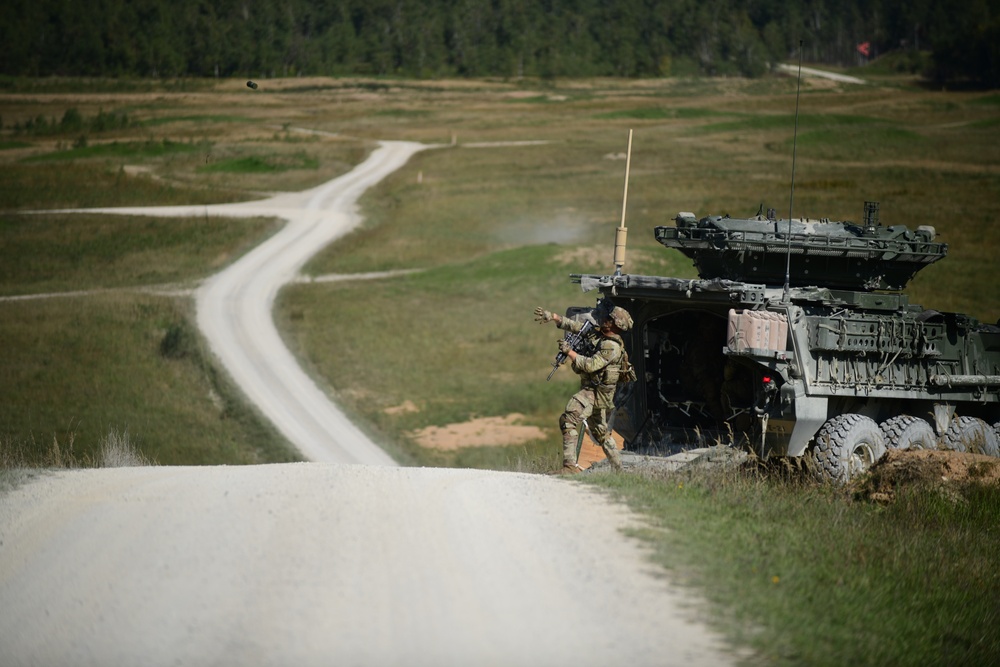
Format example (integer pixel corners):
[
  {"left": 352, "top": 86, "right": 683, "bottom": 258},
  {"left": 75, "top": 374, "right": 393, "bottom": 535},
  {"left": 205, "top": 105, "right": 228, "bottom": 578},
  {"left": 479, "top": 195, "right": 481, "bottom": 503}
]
[{"left": 534, "top": 304, "right": 634, "bottom": 474}]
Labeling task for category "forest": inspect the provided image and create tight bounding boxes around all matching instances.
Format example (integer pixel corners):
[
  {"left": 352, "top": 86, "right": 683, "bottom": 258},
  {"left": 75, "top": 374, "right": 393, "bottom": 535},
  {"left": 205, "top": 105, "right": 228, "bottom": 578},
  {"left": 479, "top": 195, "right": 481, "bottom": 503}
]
[{"left": 0, "top": 0, "right": 997, "bottom": 86}]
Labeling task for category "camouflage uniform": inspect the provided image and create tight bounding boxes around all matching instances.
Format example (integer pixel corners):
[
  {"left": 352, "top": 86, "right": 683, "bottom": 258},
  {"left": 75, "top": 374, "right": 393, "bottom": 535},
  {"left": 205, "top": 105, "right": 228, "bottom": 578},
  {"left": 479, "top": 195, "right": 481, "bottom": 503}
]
[{"left": 555, "top": 310, "right": 630, "bottom": 472}]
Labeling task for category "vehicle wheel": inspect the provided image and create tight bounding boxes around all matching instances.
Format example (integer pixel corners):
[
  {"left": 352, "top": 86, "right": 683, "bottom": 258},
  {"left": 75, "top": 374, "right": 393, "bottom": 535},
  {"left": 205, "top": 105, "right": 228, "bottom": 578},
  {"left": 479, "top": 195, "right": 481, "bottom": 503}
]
[
  {"left": 812, "top": 414, "right": 887, "bottom": 483},
  {"left": 940, "top": 417, "right": 1000, "bottom": 457},
  {"left": 880, "top": 415, "right": 936, "bottom": 451}
]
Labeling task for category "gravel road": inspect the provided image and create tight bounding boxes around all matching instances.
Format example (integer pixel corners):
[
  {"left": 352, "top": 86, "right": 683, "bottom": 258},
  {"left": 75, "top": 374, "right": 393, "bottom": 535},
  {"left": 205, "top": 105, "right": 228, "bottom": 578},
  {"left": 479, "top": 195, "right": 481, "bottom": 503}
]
[
  {"left": 0, "top": 465, "right": 734, "bottom": 666},
  {"left": 0, "top": 138, "right": 736, "bottom": 666}
]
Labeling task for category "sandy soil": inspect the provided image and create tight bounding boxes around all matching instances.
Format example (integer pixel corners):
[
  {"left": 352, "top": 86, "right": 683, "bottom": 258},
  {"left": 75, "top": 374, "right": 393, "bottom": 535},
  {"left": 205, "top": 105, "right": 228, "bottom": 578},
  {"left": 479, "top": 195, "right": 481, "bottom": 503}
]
[
  {"left": 880, "top": 448, "right": 1000, "bottom": 484},
  {"left": 408, "top": 414, "right": 547, "bottom": 450},
  {"left": 403, "top": 411, "right": 620, "bottom": 469}
]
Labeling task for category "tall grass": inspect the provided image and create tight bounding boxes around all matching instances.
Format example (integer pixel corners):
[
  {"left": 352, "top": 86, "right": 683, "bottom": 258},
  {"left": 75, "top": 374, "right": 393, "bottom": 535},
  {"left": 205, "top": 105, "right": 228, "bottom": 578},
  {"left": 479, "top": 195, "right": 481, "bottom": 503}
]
[
  {"left": 96, "top": 428, "right": 154, "bottom": 467},
  {"left": 1, "top": 427, "right": 154, "bottom": 494},
  {"left": 1, "top": 427, "right": 152, "bottom": 469}
]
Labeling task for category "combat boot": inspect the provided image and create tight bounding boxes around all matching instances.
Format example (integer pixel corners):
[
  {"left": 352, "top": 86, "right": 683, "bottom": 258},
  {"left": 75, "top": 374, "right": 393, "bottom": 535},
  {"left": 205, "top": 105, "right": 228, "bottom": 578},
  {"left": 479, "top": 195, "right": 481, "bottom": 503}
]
[{"left": 556, "top": 462, "right": 584, "bottom": 475}]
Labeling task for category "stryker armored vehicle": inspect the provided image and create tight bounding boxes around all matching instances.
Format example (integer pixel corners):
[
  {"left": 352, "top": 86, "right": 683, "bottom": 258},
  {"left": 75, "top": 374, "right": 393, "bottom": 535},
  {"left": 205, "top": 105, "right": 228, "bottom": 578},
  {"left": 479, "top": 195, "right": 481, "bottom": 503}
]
[{"left": 573, "top": 202, "right": 1000, "bottom": 481}]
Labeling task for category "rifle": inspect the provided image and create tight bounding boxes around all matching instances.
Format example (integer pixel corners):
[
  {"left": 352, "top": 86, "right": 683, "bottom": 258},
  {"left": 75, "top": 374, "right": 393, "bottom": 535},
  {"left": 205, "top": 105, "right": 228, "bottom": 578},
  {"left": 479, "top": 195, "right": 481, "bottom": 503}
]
[{"left": 546, "top": 319, "right": 596, "bottom": 380}]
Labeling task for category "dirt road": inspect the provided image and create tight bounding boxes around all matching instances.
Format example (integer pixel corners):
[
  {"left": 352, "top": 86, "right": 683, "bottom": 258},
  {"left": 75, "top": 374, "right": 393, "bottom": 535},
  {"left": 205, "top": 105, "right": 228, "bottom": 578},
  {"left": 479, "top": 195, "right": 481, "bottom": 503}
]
[
  {"left": 0, "top": 465, "right": 733, "bottom": 666},
  {"left": 776, "top": 63, "right": 866, "bottom": 84},
  {"left": 194, "top": 142, "right": 426, "bottom": 465},
  {"left": 0, "top": 138, "right": 736, "bottom": 665}
]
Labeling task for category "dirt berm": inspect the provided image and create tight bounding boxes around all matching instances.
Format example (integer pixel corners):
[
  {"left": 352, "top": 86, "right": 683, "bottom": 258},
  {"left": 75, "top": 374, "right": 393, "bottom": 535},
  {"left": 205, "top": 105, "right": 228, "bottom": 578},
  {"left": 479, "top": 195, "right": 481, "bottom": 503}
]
[{"left": 854, "top": 449, "right": 1000, "bottom": 503}]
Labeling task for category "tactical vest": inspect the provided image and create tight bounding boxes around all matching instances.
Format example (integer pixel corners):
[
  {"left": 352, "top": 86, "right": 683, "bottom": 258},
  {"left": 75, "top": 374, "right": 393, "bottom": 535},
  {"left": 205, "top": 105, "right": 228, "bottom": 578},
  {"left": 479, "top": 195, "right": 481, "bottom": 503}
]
[{"left": 597, "top": 334, "right": 625, "bottom": 387}]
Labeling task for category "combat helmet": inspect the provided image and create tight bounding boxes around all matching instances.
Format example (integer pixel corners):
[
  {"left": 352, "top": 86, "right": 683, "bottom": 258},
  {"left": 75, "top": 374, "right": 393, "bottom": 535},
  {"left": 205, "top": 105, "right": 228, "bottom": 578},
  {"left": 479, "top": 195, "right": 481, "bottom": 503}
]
[{"left": 609, "top": 306, "right": 633, "bottom": 331}]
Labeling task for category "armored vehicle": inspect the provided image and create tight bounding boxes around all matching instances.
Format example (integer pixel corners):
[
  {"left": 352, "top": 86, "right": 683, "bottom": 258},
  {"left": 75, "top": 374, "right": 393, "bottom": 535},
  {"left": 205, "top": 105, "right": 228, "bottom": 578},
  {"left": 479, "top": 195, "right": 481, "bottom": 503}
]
[{"left": 573, "top": 202, "right": 1000, "bottom": 481}]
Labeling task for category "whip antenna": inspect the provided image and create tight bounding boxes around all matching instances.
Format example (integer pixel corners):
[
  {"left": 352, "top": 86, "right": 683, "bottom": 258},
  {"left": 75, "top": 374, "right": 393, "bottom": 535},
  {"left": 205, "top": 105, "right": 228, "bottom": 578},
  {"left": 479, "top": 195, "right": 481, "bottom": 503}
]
[
  {"left": 783, "top": 41, "right": 804, "bottom": 303},
  {"left": 614, "top": 129, "right": 633, "bottom": 277}
]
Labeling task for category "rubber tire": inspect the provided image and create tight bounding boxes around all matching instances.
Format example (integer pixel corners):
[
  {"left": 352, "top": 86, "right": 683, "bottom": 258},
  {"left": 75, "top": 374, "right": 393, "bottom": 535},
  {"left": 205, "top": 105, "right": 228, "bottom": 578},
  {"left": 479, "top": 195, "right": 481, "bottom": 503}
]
[
  {"left": 812, "top": 414, "right": 887, "bottom": 483},
  {"left": 880, "top": 415, "right": 936, "bottom": 451},
  {"left": 940, "top": 416, "right": 1000, "bottom": 457}
]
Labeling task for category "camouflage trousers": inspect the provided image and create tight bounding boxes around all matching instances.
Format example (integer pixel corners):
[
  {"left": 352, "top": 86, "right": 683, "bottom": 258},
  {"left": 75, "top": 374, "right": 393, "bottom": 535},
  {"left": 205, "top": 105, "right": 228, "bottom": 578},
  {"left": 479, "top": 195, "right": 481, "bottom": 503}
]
[{"left": 559, "top": 388, "right": 622, "bottom": 470}]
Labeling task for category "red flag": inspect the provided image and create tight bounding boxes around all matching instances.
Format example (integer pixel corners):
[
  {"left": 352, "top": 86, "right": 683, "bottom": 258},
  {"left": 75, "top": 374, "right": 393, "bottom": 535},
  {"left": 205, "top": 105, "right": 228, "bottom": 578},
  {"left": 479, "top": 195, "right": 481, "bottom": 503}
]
[{"left": 857, "top": 42, "right": 871, "bottom": 57}]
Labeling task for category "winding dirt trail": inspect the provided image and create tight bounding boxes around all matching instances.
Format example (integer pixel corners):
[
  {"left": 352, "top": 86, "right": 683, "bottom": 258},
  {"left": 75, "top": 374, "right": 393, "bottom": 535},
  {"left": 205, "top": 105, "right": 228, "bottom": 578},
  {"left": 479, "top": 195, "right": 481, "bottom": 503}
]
[
  {"left": 58, "top": 140, "right": 425, "bottom": 464},
  {"left": 193, "top": 142, "right": 425, "bottom": 464}
]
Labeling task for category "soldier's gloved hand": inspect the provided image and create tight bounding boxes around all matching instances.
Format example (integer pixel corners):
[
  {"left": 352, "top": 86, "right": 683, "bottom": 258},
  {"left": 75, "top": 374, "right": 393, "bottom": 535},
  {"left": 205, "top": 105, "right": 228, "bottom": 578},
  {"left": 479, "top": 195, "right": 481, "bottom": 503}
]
[
  {"left": 558, "top": 339, "right": 572, "bottom": 354},
  {"left": 534, "top": 306, "right": 554, "bottom": 324}
]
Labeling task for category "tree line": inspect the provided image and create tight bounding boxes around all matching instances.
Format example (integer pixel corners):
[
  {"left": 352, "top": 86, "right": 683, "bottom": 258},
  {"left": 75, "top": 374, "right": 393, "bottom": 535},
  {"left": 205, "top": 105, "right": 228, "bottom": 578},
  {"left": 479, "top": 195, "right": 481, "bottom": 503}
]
[{"left": 1, "top": 0, "right": 996, "bottom": 86}]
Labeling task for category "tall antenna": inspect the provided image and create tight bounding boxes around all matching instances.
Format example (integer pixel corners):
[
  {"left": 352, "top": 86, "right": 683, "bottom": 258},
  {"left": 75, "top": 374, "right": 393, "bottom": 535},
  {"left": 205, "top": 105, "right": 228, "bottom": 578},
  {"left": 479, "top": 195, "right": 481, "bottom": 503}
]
[
  {"left": 783, "top": 41, "right": 804, "bottom": 304},
  {"left": 614, "top": 128, "right": 633, "bottom": 277}
]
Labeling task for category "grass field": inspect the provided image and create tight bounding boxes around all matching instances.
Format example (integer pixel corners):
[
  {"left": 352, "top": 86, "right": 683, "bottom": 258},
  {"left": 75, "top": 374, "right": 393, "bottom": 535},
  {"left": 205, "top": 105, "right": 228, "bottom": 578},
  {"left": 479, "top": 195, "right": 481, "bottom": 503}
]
[
  {"left": 585, "top": 460, "right": 1000, "bottom": 666},
  {"left": 0, "top": 225, "right": 300, "bottom": 465},
  {"left": 1, "top": 71, "right": 998, "bottom": 664}
]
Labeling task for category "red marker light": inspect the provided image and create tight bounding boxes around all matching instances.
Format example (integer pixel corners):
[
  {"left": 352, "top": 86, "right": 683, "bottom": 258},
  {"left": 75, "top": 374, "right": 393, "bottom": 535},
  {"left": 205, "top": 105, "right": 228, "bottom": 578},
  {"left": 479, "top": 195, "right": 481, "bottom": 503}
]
[{"left": 762, "top": 375, "right": 772, "bottom": 384}]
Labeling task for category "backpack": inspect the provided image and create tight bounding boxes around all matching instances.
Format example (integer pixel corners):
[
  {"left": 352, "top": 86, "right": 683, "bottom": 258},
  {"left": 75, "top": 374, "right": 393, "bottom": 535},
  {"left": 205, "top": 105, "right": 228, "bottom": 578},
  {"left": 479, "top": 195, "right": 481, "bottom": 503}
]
[{"left": 604, "top": 334, "right": 637, "bottom": 385}]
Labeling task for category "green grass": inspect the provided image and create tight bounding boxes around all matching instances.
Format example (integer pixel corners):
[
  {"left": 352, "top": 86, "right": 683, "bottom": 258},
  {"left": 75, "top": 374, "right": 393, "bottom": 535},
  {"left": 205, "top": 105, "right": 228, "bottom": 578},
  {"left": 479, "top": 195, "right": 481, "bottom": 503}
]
[
  {"left": 277, "top": 245, "right": 576, "bottom": 470},
  {"left": 971, "top": 93, "right": 1000, "bottom": 106},
  {"left": 198, "top": 154, "right": 319, "bottom": 174},
  {"left": 596, "top": 106, "right": 733, "bottom": 120},
  {"left": 374, "top": 108, "right": 432, "bottom": 117},
  {"left": 24, "top": 139, "right": 203, "bottom": 162},
  {"left": 699, "top": 112, "right": 883, "bottom": 133},
  {"left": 0, "top": 293, "right": 299, "bottom": 465},
  {"left": 0, "top": 209, "right": 298, "bottom": 467},
  {"left": 773, "top": 125, "right": 927, "bottom": 162},
  {"left": 969, "top": 116, "right": 1000, "bottom": 129},
  {"left": 141, "top": 114, "right": 251, "bottom": 127},
  {"left": 0, "top": 213, "right": 281, "bottom": 296},
  {"left": 583, "top": 464, "right": 1000, "bottom": 666},
  {"left": 0, "top": 163, "right": 248, "bottom": 209}
]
